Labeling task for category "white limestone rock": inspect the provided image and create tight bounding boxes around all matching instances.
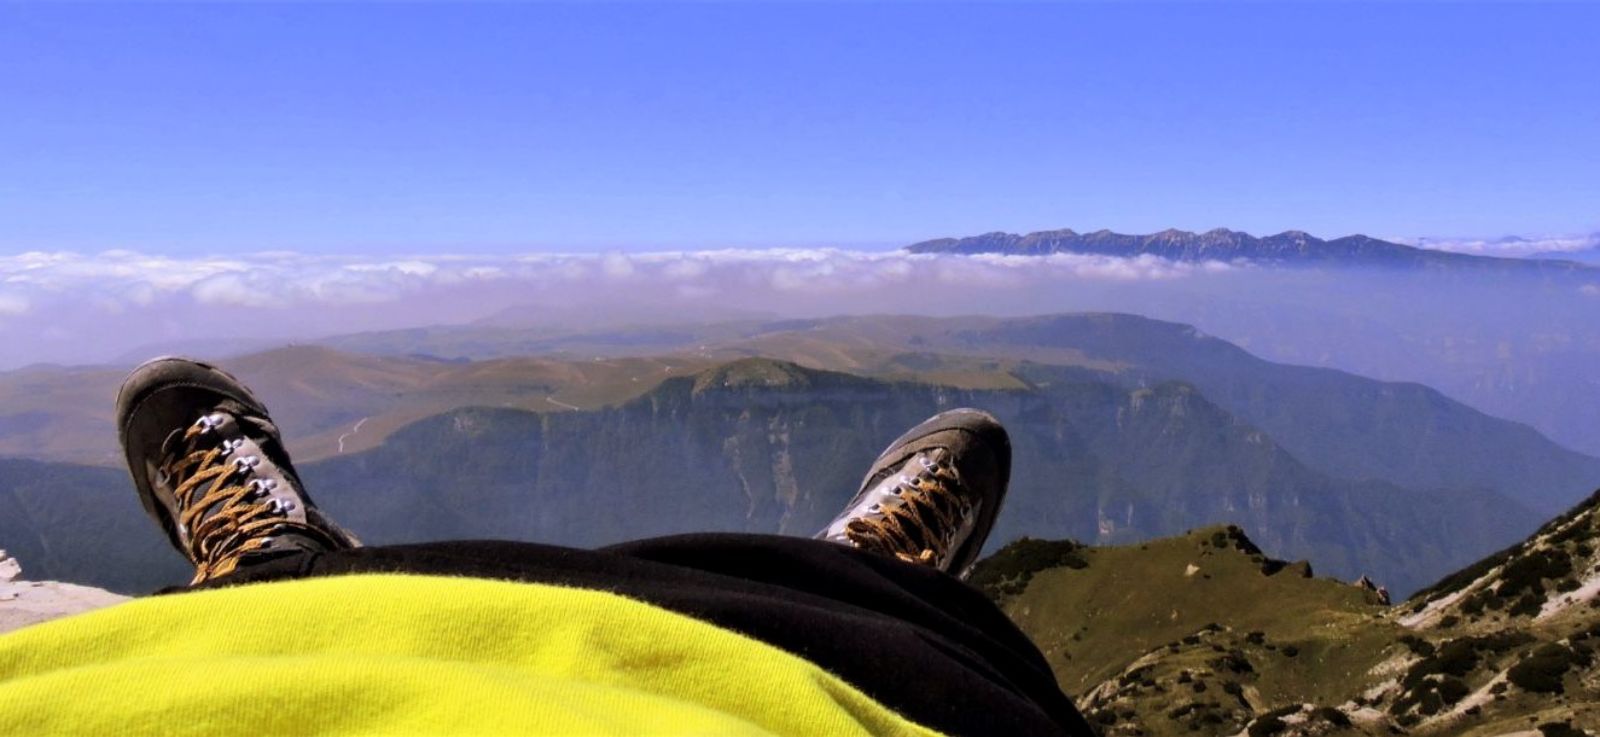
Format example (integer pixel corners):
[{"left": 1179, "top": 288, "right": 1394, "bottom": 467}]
[
  {"left": 0, "top": 550, "right": 20, "bottom": 583},
  {"left": 0, "top": 549, "right": 129, "bottom": 635}
]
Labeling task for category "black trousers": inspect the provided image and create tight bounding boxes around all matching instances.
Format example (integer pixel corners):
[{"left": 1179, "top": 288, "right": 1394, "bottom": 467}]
[{"left": 192, "top": 534, "right": 1095, "bottom": 737}]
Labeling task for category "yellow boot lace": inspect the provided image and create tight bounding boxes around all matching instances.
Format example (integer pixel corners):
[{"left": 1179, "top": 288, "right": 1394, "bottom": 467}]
[
  {"left": 843, "top": 452, "right": 972, "bottom": 566},
  {"left": 160, "top": 419, "right": 327, "bottom": 584}
]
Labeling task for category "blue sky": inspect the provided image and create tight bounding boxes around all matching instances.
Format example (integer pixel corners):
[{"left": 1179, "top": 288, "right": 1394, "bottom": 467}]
[{"left": 2, "top": 2, "right": 1597, "bottom": 255}]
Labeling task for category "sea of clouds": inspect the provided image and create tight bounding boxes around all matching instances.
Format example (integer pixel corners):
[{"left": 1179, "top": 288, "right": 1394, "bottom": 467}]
[
  {"left": 0, "top": 248, "right": 1235, "bottom": 368},
  {"left": 1406, "top": 233, "right": 1600, "bottom": 258},
  {"left": 6, "top": 243, "right": 1600, "bottom": 457}
]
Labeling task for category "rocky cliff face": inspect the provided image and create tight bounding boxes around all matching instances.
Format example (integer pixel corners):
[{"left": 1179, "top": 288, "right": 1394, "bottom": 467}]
[
  {"left": 1370, "top": 490, "right": 1600, "bottom": 736},
  {"left": 298, "top": 359, "right": 1536, "bottom": 597},
  {"left": 0, "top": 548, "right": 127, "bottom": 636}
]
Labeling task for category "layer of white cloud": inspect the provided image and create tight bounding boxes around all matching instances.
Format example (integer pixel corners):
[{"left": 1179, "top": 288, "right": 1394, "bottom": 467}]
[
  {"left": 0, "top": 248, "right": 1236, "bottom": 367},
  {"left": 0, "top": 248, "right": 1230, "bottom": 313},
  {"left": 0, "top": 291, "right": 29, "bottom": 317},
  {"left": 1405, "top": 233, "right": 1600, "bottom": 257}
]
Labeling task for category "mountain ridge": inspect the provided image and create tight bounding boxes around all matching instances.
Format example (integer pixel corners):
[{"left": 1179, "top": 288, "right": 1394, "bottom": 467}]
[{"left": 906, "top": 228, "right": 1596, "bottom": 274}]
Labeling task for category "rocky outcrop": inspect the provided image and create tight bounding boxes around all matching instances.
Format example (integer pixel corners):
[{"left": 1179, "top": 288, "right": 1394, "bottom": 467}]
[
  {"left": 981, "top": 488, "right": 1600, "bottom": 736},
  {"left": 0, "top": 548, "right": 128, "bottom": 636},
  {"left": 0, "top": 549, "right": 19, "bottom": 583}
]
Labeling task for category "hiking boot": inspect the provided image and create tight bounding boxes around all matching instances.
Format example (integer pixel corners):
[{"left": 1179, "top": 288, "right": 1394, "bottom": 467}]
[
  {"left": 116, "top": 357, "right": 358, "bottom": 584},
  {"left": 817, "top": 408, "right": 1011, "bottom": 578}
]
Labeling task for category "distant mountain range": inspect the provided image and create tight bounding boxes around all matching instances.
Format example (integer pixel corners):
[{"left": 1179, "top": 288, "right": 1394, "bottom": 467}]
[{"left": 906, "top": 228, "right": 1596, "bottom": 273}]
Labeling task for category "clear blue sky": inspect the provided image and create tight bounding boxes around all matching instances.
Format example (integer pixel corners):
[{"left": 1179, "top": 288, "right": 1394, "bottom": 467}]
[{"left": 3, "top": 2, "right": 1597, "bottom": 255}]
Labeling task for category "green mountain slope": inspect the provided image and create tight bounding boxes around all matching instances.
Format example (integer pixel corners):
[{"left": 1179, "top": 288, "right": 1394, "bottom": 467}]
[
  {"left": 978, "top": 488, "right": 1600, "bottom": 737},
  {"left": 971, "top": 529, "right": 1385, "bottom": 693}
]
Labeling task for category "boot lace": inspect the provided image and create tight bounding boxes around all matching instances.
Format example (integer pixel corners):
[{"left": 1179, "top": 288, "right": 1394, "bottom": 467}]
[
  {"left": 158, "top": 413, "right": 324, "bottom": 584},
  {"left": 844, "top": 451, "right": 973, "bottom": 566}
]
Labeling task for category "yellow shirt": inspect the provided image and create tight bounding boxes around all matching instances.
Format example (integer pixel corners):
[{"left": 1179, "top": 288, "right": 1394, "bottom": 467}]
[{"left": 0, "top": 574, "right": 941, "bottom": 736}]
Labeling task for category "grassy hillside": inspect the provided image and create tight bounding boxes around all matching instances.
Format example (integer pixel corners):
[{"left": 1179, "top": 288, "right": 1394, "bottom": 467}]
[
  {"left": 978, "top": 489, "right": 1600, "bottom": 737},
  {"left": 974, "top": 529, "right": 1393, "bottom": 700}
]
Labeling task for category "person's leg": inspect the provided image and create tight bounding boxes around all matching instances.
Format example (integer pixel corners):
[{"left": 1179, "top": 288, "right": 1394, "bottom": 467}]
[
  {"left": 119, "top": 360, "right": 1091, "bottom": 735},
  {"left": 626, "top": 408, "right": 1089, "bottom": 735},
  {"left": 604, "top": 533, "right": 1095, "bottom": 737},
  {"left": 185, "top": 535, "right": 1093, "bottom": 736}
]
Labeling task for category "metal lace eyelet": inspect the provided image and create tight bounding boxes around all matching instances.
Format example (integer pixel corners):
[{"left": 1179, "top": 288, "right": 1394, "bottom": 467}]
[{"left": 196, "top": 413, "right": 227, "bottom": 433}]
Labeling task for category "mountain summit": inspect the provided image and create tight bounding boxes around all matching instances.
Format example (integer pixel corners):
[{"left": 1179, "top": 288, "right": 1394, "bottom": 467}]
[{"left": 906, "top": 228, "right": 1595, "bottom": 273}]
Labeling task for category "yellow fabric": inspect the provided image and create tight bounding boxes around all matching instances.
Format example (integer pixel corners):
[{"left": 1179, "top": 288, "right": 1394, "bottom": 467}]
[{"left": 0, "top": 575, "right": 942, "bottom": 736}]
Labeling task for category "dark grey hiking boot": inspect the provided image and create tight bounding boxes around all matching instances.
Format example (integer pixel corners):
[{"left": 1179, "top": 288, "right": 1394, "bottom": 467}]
[
  {"left": 817, "top": 408, "right": 1011, "bottom": 579},
  {"left": 116, "top": 357, "right": 358, "bottom": 584}
]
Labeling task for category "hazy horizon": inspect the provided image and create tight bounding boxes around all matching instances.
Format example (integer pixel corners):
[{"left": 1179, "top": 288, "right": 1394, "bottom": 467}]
[{"left": 1, "top": 228, "right": 1595, "bottom": 366}]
